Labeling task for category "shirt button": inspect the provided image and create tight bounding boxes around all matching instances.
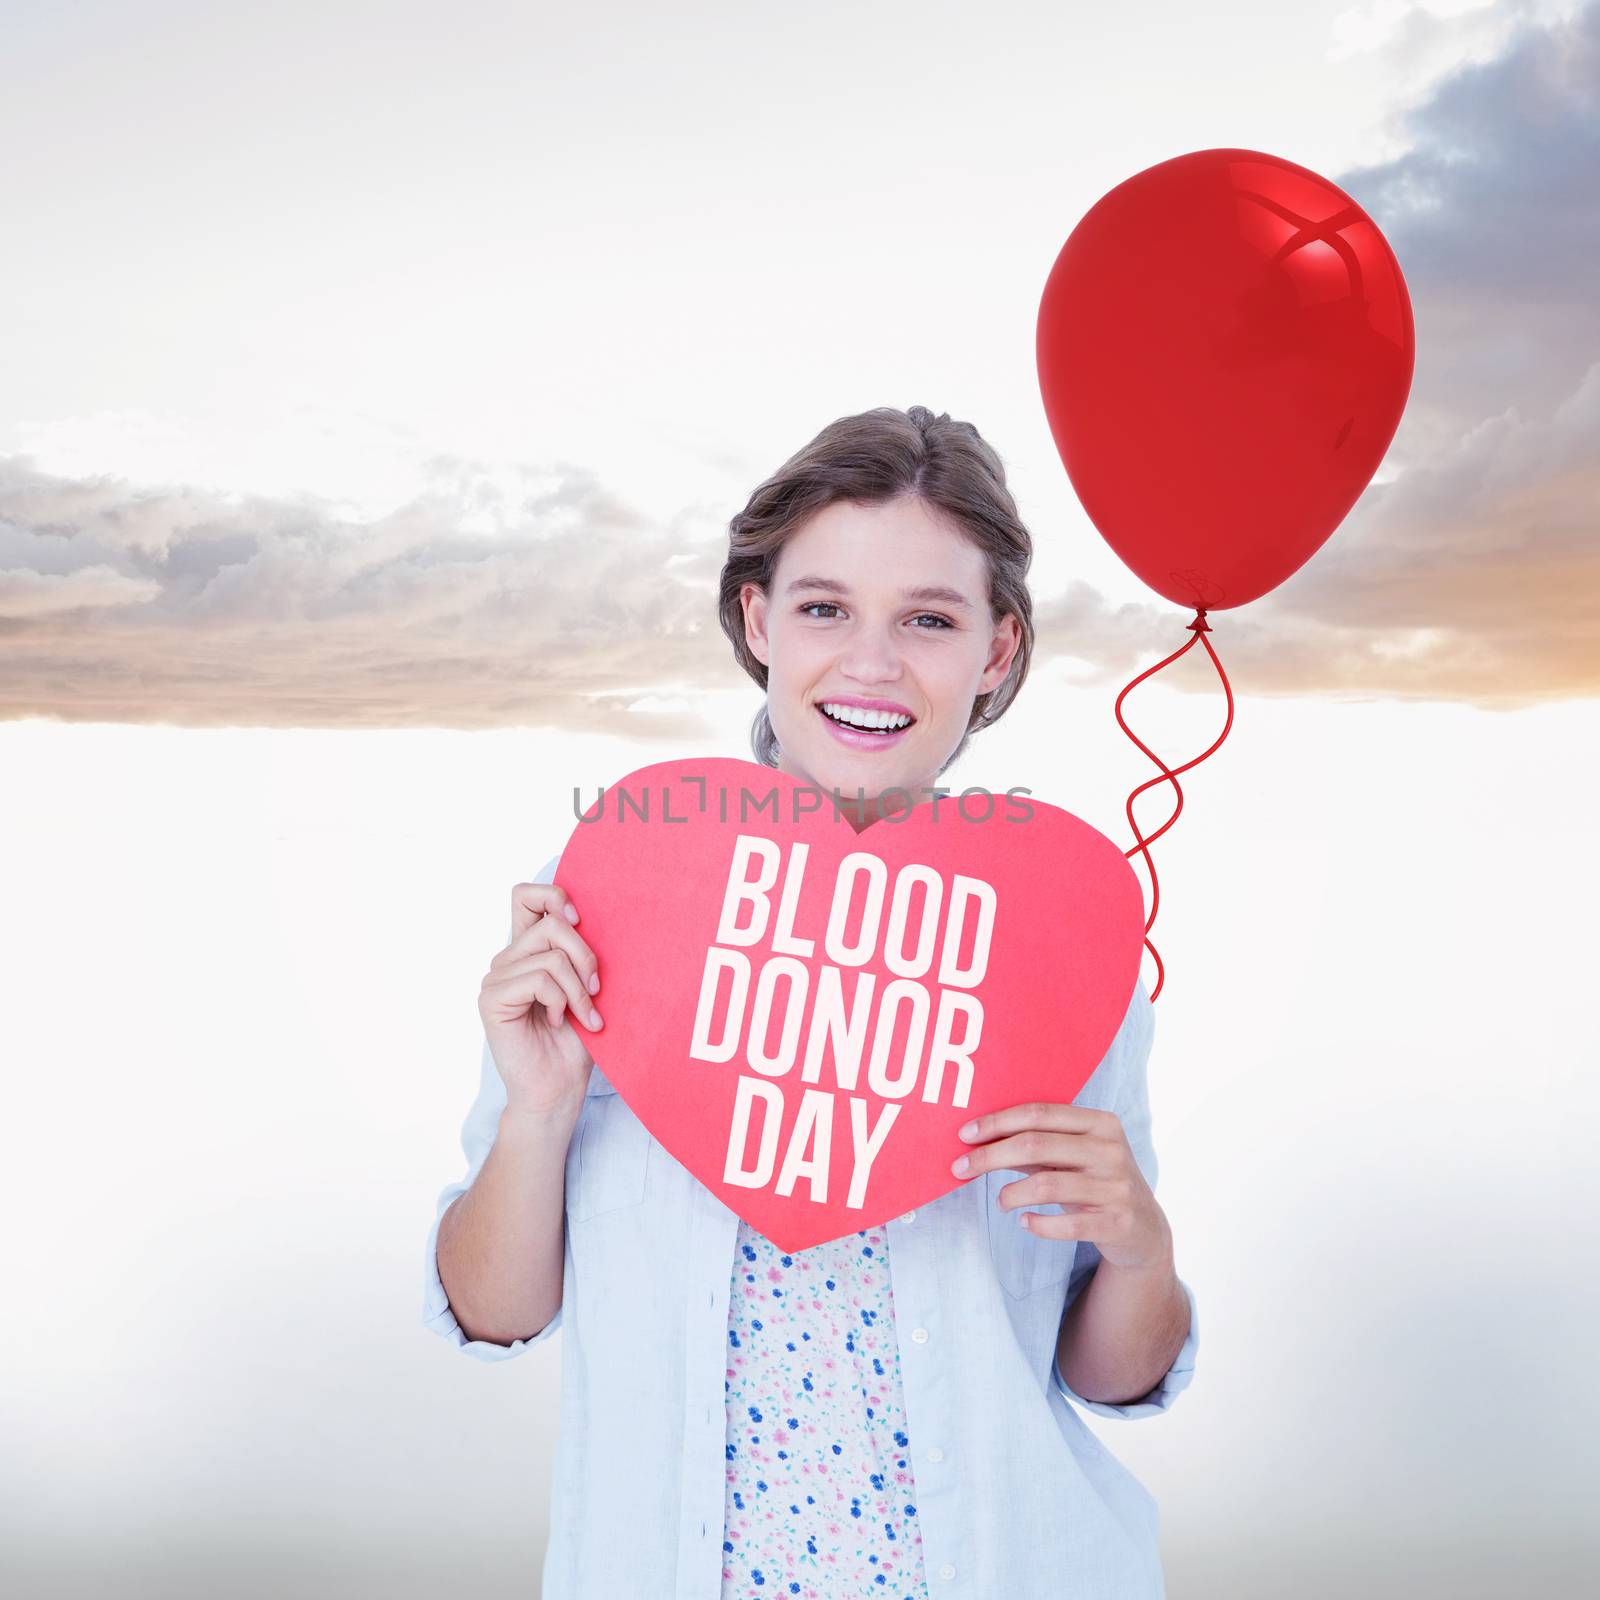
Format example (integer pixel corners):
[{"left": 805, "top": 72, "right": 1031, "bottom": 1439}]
[
  {"left": 899, "top": 1209, "right": 916, "bottom": 1224},
  {"left": 911, "top": 1327, "right": 929, "bottom": 1343},
  {"left": 926, "top": 1445, "right": 944, "bottom": 1462},
  {"left": 938, "top": 1562, "right": 956, "bottom": 1579}
]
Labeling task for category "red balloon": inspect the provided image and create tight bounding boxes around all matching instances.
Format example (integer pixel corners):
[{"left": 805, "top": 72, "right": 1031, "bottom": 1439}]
[{"left": 1037, "top": 147, "right": 1415, "bottom": 612}]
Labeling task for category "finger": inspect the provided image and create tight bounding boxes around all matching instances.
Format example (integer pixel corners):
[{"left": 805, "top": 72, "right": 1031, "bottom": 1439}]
[
  {"left": 994, "top": 1170, "right": 1122, "bottom": 1212},
  {"left": 958, "top": 1102, "right": 1116, "bottom": 1146},
  {"left": 954, "top": 1122, "right": 1116, "bottom": 1181},
  {"left": 498, "top": 949, "right": 603, "bottom": 1031},
  {"left": 509, "top": 880, "right": 582, "bottom": 942},
  {"left": 481, "top": 962, "right": 572, "bottom": 1031},
  {"left": 1015, "top": 1209, "right": 1094, "bottom": 1242},
  {"left": 499, "top": 906, "right": 601, "bottom": 996}
]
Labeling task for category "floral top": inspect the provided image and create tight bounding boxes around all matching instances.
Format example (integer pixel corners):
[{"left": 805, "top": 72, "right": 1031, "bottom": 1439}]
[{"left": 721, "top": 1214, "right": 930, "bottom": 1599}]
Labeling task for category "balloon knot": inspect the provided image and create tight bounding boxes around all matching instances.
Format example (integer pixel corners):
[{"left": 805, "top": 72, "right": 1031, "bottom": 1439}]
[{"left": 1187, "top": 608, "right": 1212, "bottom": 634}]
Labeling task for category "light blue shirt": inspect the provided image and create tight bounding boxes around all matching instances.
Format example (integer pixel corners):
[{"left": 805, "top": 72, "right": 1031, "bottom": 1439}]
[{"left": 423, "top": 851, "right": 1199, "bottom": 1599}]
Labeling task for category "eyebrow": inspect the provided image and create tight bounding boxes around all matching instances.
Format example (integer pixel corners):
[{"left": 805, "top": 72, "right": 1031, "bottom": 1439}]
[{"left": 782, "top": 574, "right": 975, "bottom": 611}]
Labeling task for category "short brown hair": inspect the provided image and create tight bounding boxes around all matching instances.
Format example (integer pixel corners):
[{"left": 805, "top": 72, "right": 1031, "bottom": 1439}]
[{"left": 717, "top": 404, "right": 1034, "bottom": 776}]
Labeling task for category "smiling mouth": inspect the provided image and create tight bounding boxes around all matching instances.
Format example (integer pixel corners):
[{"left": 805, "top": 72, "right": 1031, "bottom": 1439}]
[{"left": 815, "top": 703, "right": 916, "bottom": 736}]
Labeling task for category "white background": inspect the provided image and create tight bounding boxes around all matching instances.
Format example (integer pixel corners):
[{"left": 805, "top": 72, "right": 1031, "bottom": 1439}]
[{"left": 2, "top": 1, "right": 1596, "bottom": 1594}]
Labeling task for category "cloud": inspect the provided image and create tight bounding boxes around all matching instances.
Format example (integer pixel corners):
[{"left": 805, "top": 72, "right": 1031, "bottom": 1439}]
[
  {"left": 0, "top": 453, "right": 734, "bottom": 735},
  {"left": 1, "top": 2, "right": 1596, "bottom": 728},
  {"left": 1212, "top": 0, "right": 1600, "bottom": 705},
  {"left": 1053, "top": 0, "right": 1600, "bottom": 710},
  {"left": 0, "top": 563, "right": 161, "bottom": 618},
  {"left": 1046, "top": 358, "right": 1600, "bottom": 709}
]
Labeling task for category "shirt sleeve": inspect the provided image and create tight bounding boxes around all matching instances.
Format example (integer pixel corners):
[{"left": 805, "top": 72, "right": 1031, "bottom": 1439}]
[
  {"left": 421, "top": 854, "right": 567, "bottom": 1361},
  {"left": 1051, "top": 976, "right": 1200, "bottom": 1419}
]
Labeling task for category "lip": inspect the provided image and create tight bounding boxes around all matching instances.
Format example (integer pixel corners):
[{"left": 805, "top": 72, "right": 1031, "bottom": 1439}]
[
  {"left": 814, "top": 693, "right": 916, "bottom": 717},
  {"left": 813, "top": 699, "right": 916, "bottom": 751}
]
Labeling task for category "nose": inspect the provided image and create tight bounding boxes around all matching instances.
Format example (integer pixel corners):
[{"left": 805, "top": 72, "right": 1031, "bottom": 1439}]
[{"left": 836, "top": 626, "right": 906, "bottom": 687}]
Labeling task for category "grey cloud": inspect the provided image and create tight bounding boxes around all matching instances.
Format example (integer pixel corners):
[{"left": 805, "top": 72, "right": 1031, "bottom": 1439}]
[
  {"left": 0, "top": 453, "right": 734, "bottom": 734},
  {"left": 1052, "top": 358, "right": 1600, "bottom": 708},
  {"left": 1143, "top": 0, "right": 1600, "bottom": 706},
  {"left": 1336, "top": 0, "right": 1600, "bottom": 422},
  {"left": 0, "top": 562, "right": 161, "bottom": 618}
]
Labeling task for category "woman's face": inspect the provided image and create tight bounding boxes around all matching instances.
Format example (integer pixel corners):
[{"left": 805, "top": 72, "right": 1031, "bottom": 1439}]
[{"left": 740, "top": 495, "right": 1020, "bottom": 830}]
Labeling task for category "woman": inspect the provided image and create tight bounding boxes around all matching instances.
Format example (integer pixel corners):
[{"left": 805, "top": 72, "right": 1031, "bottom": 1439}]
[{"left": 423, "top": 405, "right": 1199, "bottom": 1599}]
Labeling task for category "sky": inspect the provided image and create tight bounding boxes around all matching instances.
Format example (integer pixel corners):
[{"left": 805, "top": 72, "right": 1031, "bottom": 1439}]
[
  {"left": 3, "top": 0, "right": 1598, "bottom": 729},
  {"left": 1, "top": 1, "right": 1596, "bottom": 1596}
]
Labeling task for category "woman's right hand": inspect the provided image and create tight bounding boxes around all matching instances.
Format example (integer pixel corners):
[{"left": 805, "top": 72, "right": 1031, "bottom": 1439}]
[{"left": 477, "top": 880, "right": 604, "bottom": 1117}]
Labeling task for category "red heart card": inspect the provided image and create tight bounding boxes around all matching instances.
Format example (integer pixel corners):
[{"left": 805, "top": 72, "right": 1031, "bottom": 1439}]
[{"left": 555, "top": 757, "right": 1145, "bottom": 1252}]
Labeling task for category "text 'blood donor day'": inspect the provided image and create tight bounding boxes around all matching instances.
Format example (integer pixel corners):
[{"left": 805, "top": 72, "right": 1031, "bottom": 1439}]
[{"left": 688, "top": 834, "right": 997, "bottom": 1212}]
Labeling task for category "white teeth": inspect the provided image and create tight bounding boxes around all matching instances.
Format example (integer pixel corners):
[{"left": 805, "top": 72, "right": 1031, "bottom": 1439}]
[{"left": 820, "top": 701, "right": 912, "bottom": 731}]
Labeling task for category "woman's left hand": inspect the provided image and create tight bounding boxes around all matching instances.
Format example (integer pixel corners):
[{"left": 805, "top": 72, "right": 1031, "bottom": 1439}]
[{"left": 950, "top": 1103, "right": 1173, "bottom": 1273}]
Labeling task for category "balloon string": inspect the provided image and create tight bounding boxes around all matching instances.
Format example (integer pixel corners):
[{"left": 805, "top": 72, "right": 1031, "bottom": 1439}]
[{"left": 1113, "top": 608, "right": 1235, "bottom": 1002}]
